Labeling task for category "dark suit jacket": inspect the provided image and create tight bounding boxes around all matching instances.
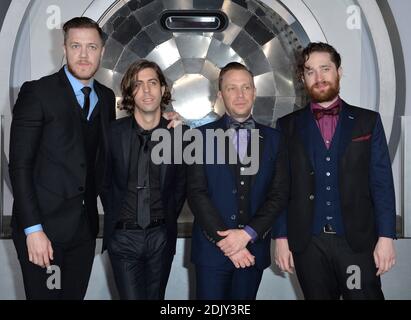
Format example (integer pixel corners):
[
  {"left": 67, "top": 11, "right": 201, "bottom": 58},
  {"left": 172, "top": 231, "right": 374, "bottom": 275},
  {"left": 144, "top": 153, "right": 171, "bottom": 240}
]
[
  {"left": 101, "top": 116, "right": 187, "bottom": 255},
  {"left": 188, "top": 115, "right": 289, "bottom": 269},
  {"left": 275, "top": 101, "right": 396, "bottom": 253},
  {"left": 9, "top": 67, "right": 116, "bottom": 242}
]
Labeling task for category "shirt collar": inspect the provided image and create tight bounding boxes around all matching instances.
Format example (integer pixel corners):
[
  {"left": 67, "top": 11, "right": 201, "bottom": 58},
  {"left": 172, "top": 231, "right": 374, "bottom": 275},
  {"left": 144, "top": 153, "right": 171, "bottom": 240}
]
[
  {"left": 132, "top": 116, "right": 164, "bottom": 134},
  {"left": 224, "top": 113, "right": 254, "bottom": 128},
  {"left": 64, "top": 65, "right": 94, "bottom": 94},
  {"left": 311, "top": 96, "right": 341, "bottom": 112}
]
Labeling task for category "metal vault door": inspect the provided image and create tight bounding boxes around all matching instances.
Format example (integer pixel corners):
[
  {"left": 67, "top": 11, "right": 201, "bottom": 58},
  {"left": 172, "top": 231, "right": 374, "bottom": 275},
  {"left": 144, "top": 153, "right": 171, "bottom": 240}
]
[
  {"left": 94, "top": 0, "right": 308, "bottom": 127},
  {"left": 0, "top": 0, "right": 406, "bottom": 237}
]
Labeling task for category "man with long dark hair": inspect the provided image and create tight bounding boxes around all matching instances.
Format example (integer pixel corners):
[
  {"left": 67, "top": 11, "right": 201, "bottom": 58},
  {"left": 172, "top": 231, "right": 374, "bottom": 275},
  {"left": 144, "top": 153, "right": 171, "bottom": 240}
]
[{"left": 101, "top": 60, "right": 187, "bottom": 299}]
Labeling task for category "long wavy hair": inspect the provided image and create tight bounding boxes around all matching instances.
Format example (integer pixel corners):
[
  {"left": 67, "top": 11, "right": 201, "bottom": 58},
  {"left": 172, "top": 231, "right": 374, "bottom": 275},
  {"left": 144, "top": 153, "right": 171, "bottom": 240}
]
[{"left": 119, "top": 59, "right": 172, "bottom": 114}]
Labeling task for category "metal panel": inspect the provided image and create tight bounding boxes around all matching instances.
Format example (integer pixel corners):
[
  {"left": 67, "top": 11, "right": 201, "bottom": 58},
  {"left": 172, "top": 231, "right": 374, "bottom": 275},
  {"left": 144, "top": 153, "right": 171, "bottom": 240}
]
[
  {"left": 164, "top": 60, "right": 185, "bottom": 82},
  {"left": 201, "top": 60, "right": 220, "bottom": 82},
  {"left": 182, "top": 58, "right": 205, "bottom": 74},
  {"left": 172, "top": 74, "right": 215, "bottom": 119},
  {"left": 175, "top": 34, "right": 212, "bottom": 58},
  {"left": 145, "top": 21, "right": 173, "bottom": 44},
  {"left": 221, "top": 1, "right": 252, "bottom": 28},
  {"left": 133, "top": 0, "right": 164, "bottom": 27},
  {"left": 206, "top": 38, "right": 242, "bottom": 68},
  {"left": 114, "top": 48, "right": 140, "bottom": 74},
  {"left": 254, "top": 72, "right": 276, "bottom": 97},
  {"left": 97, "top": 0, "right": 305, "bottom": 125},
  {"left": 145, "top": 39, "right": 180, "bottom": 70}
]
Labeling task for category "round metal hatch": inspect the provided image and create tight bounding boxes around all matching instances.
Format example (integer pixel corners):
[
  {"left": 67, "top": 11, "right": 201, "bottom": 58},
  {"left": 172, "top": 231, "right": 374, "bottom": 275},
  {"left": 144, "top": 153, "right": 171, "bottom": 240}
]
[{"left": 96, "top": 0, "right": 309, "bottom": 127}]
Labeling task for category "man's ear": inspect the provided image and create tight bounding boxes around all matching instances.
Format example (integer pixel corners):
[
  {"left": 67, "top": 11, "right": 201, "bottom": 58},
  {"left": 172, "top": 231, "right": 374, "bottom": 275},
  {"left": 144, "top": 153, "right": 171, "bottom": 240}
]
[{"left": 338, "top": 67, "right": 343, "bottom": 79}]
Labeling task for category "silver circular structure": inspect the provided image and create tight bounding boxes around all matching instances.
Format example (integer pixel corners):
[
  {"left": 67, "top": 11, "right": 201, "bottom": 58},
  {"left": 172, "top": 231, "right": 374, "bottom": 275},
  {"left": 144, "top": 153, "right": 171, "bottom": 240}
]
[
  {"left": 95, "top": 0, "right": 308, "bottom": 127},
  {"left": 0, "top": 0, "right": 406, "bottom": 231}
]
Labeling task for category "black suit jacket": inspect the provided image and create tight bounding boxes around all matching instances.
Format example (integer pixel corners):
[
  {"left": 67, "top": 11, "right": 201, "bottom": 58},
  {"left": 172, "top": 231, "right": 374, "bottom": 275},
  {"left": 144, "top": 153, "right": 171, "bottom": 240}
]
[
  {"left": 276, "top": 101, "right": 396, "bottom": 253},
  {"left": 101, "top": 116, "right": 187, "bottom": 255},
  {"left": 9, "top": 67, "right": 116, "bottom": 242}
]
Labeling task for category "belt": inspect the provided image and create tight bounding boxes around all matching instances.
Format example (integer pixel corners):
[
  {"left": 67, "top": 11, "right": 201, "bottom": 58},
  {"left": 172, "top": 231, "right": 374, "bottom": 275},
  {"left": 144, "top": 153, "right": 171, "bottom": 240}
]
[
  {"left": 323, "top": 223, "right": 337, "bottom": 234},
  {"left": 115, "top": 219, "right": 165, "bottom": 230}
]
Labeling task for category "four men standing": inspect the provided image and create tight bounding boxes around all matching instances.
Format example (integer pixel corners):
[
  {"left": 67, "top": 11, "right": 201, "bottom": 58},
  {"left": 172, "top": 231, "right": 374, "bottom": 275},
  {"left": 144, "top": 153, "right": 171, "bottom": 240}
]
[{"left": 9, "top": 14, "right": 397, "bottom": 300}]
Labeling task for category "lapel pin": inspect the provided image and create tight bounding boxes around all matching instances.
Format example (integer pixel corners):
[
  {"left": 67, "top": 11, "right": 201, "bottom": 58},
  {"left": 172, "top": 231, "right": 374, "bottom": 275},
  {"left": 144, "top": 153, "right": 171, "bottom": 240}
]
[{"left": 348, "top": 115, "right": 354, "bottom": 120}]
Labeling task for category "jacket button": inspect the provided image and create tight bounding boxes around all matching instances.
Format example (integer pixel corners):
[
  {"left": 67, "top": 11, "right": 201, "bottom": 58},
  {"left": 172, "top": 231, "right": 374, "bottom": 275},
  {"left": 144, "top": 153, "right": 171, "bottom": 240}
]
[
  {"left": 231, "top": 215, "right": 236, "bottom": 220},
  {"left": 79, "top": 187, "right": 84, "bottom": 192},
  {"left": 310, "top": 171, "right": 314, "bottom": 175},
  {"left": 232, "top": 189, "right": 237, "bottom": 194},
  {"left": 309, "top": 194, "right": 314, "bottom": 200}
]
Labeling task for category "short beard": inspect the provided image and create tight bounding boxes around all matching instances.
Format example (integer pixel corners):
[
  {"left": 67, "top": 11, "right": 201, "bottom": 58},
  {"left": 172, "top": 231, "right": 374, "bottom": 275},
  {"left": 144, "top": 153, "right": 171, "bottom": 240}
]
[
  {"left": 307, "top": 77, "right": 340, "bottom": 103},
  {"left": 67, "top": 62, "right": 98, "bottom": 82}
]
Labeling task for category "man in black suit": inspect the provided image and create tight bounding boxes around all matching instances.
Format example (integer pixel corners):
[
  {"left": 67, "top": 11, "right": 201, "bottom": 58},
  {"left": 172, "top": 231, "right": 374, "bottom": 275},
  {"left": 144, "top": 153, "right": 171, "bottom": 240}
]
[
  {"left": 9, "top": 17, "right": 116, "bottom": 299},
  {"left": 273, "top": 42, "right": 396, "bottom": 299},
  {"left": 101, "top": 60, "right": 186, "bottom": 300}
]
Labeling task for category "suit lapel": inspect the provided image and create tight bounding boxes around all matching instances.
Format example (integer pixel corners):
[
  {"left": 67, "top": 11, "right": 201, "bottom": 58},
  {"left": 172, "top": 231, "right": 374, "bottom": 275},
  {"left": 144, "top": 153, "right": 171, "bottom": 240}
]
[
  {"left": 338, "top": 101, "right": 356, "bottom": 158},
  {"left": 297, "top": 106, "right": 315, "bottom": 168},
  {"left": 93, "top": 82, "right": 106, "bottom": 165},
  {"left": 121, "top": 117, "right": 134, "bottom": 176},
  {"left": 158, "top": 117, "right": 170, "bottom": 191},
  {"left": 251, "top": 123, "right": 265, "bottom": 187},
  {"left": 57, "top": 68, "right": 83, "bottom": 119},
  {"left": 57, "top": 68, "right": 85, "bottom": 157},
  {"left": 215, "top": 115, "right": 237, "bottom": 182}
]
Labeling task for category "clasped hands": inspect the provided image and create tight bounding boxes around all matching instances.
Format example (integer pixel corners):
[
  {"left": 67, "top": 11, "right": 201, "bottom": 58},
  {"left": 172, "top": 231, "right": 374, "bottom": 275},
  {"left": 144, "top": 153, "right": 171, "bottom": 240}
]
[{"left": 216, "top": 229, "right": 254, "bottom": 269}]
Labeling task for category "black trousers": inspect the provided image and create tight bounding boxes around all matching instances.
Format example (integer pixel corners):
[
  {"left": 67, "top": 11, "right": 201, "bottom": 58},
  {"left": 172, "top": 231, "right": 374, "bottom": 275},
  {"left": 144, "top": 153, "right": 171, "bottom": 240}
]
[
  {"left": 12, "top": 213, "right": 96, "bottom": 300},
  {"left": 107, "top": 224, "right": 171, "bottom": 300},
  {"left": 293, "top": 233, "right": 384, "bottom": 300}
]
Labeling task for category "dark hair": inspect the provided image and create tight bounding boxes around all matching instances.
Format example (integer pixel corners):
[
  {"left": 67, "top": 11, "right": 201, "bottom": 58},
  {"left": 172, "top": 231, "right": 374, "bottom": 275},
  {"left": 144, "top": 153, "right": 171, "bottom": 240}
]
[
  {"left": 296, "top": 42, "right": 341, "bottom": 78},
  {"left": 218, "top": 62, "right": 254, "bottom": 90},
  {"left": 119, "top": 59, "right": 172, "bottom": 113},
  {"left": 63, "top": 17, "right": 106, "bottom": 45}
]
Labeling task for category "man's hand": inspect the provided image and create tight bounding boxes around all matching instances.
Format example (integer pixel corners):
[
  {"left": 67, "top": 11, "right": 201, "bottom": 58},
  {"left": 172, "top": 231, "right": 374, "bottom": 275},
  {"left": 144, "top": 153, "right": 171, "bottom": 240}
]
[
  {"left": 274, "top": 238, "right": 294, "bottom": 273},
  {"left": 26, "top": 231, "right": 53, "bottom": 268},
  {"left": 163, "top": 111, "right": 184, "bottom": 129},
  {"left": 374, "top": 237, "right": 396, "bottom": 276},
  {"left": 228, "top": 248, "right": 255, "bottom": 269},
  {"left": 217, "top": 229, "right": 251, "bottom": 257}
]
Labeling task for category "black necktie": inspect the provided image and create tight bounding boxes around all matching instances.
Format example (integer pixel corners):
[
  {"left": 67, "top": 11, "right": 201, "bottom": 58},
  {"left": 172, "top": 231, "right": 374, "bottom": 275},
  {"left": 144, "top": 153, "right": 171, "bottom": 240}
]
[
  {"left": 228, "top": 118, "right": 255, "bottom": 130},
  {"left": 313, "top": 105, "right": 340, "bottom": 120},
  {"left": 137, "top": 131, "right": 151, "bottom": 229},
  {"left": 81, "top": 86, "right": 92, "bottom": 120}
]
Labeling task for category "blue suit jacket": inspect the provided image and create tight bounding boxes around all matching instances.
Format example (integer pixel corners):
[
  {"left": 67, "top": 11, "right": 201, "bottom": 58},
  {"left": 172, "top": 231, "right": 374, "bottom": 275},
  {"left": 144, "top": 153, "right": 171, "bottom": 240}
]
[{"left": 188, "top": 115, "right": 289, "bottom": 269}]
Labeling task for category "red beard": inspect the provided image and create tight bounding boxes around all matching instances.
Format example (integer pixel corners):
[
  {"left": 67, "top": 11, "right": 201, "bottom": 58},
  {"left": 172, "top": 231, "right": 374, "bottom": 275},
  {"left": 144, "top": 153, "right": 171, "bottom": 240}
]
[{"left": 307, "top": 77, "right": 340, "bottom": 103}]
